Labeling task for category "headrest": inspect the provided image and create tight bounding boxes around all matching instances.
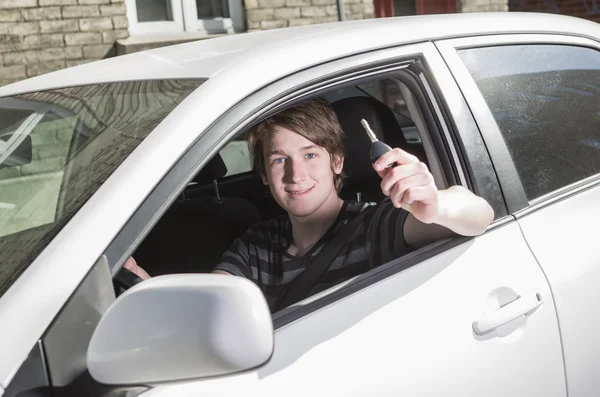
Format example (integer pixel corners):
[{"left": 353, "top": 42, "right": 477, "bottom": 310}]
[
  {"left": 331, "top": 96, "right": 408, "bottom": 179},
  {"left": 192, "top": 154, "right": 227, "bottom": 185}
]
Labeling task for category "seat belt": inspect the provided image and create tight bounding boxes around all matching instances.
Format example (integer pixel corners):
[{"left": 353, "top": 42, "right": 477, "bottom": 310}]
[{"left": 275, "top": 209, "right": 370, "bottom": 311}]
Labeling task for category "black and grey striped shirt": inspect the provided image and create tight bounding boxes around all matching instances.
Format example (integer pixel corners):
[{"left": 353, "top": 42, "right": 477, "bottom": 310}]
[{"left": 214, "top": 200, "right": 412, "bottom": 310}]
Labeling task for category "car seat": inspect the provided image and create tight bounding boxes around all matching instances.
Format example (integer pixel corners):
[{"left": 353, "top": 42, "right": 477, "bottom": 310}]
[
  {"left": 331, "top": 96, "right": 427, "bottom": 203},
  {"left": 133, "top": 154, "right": 262, "bottom": 276}
]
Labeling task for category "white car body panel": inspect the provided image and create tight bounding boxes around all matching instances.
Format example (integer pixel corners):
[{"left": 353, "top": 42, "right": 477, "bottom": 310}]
[
  {"left": 144, "top": 223, "right": 566, "bottom": 397},
  {"left": 518, "top": 182, "right": 600, "bottom": 397}
]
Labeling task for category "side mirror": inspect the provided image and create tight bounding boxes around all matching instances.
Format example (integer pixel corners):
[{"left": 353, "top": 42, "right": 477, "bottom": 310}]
[
  {"left": 87, "top": 274, "right": 273, "bottom": 385},
  {"left": 0, "top": 133, "right": 32, "bottom": 169}
]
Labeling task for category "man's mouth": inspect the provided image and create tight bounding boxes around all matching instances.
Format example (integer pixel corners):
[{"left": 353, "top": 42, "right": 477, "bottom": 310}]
[{"left": 286, "top": 186, "right": 314, "bottom": 195}]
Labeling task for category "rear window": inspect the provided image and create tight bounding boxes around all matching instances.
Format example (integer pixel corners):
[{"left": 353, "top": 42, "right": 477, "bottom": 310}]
[{"left": 0, "top": 79, "right": 204, "bottom": 296}]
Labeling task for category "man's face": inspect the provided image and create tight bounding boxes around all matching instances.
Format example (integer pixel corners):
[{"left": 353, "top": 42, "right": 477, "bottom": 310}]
[{"left": 262, "top": 125, "right": 343, "bottom": 218}]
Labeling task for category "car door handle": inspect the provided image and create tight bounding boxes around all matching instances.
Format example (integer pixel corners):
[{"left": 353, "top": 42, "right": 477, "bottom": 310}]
[{"left": 472, "top": 290, "right": 544, "bottom": 335}]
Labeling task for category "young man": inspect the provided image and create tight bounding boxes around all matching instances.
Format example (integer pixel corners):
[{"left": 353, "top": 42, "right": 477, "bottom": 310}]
[{"left": 126, "top": 98, "right": 494, "bottom": 310}]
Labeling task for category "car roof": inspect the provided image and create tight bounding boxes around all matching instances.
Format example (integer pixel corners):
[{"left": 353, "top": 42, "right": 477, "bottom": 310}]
[{"left": 0, "top": 12, "right": 598, "bottom": 97}]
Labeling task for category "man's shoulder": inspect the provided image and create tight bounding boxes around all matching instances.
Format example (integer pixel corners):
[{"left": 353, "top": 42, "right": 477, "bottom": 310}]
[{"left": 242, "top": 213, "right": 289, "bottom": 243}]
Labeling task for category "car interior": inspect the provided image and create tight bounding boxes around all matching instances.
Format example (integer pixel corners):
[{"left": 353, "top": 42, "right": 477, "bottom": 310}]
[{"left": 131, "top": 75, "right": 454, "bottom": 283}]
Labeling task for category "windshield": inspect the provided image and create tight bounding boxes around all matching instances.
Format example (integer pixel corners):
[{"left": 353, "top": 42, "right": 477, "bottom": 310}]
[{"left": 0, "top": 79, "right": 204, "bottom": 296}]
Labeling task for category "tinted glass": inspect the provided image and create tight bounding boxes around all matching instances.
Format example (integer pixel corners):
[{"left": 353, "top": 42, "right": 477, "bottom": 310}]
[
  {"left": 459, "top": 44, "right": 600, "bottom": 199},
  {"left": 0, "top": 79, "right": 203, "bottom": 296}
]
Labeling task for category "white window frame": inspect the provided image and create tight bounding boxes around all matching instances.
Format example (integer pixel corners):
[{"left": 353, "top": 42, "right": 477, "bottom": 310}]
[
  {"left": 182, "top": 0, "right": 234, "bottom": 34},
  {"left": 126, "top": 0, "right": 244, "bottom": 36},
  {"left": 125, "top": 0, "right": 185, "bottom": 35}
]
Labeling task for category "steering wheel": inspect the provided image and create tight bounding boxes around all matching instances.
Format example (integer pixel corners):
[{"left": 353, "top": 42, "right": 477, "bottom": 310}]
[{"left": 113, "top": 267, "right": 144, "bottom": 296}]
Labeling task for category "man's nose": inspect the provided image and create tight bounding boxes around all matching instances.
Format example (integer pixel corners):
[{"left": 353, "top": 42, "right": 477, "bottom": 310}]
[{"left": 285, "top": 158, "right": 307, "bottom": 183}]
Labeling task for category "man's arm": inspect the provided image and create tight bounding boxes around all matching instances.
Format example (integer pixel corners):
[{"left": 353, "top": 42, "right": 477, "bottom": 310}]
[{"left": 373, "top": 148, "right": 494, "bottom": 249}]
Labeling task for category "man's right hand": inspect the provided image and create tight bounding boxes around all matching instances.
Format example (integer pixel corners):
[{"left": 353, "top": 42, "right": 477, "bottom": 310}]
[{"left": 123, "top": 256, "right": 151, "bottom": 280}]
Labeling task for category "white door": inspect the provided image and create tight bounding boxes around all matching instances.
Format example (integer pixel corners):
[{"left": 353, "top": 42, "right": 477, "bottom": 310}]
[
  {"left": 144, "top": 223, "right": 566, "bottom": 397},
  {"left": 445, "top": 35, "right": 600, "bottom": 397}
]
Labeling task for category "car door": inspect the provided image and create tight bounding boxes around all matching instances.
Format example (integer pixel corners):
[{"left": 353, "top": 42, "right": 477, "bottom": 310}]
[
  {"left": 143, "top": 42, "right": 567, "bottom": 397},
  {"left": 438, "top": 34, "right": 600, "bottom": 397}
]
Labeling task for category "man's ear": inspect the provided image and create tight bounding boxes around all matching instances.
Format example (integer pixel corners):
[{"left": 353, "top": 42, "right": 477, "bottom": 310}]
[
  {"left": 333, "top": 155, "right": 344, "bottom": 175},
  {"left": 261, "top": 172, "right": 269, "bottom": 185}
]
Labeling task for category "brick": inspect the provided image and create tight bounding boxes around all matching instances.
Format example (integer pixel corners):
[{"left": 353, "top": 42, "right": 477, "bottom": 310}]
[
  {"left": 111, "top": 0, "right": 124, "bottom": 2},
  {"left": 326, "top": 5, "right": 337, "bottom": 15},
  {"left": 24, "top": 34, "right": 64, "bottom": 49},
  {"left": 274, "top": 7, "right": 300, "bottom": 19},
  {"left": 99, "top": 3, "right": 125, "bottom": 16},
  {"left": 311, "top": 15, "right": 337, "bottom": 22},
  {"left": 39, "top": 0, "right": 77, "bottom": 4},
  {"left": 350, "top": 3, "right": 369, "bottom": 13},
  {"left": 260, "top": 20, "right": 287, "bottom": 29},
  {"left": 247, "top": 8, "right": 274, "bottom": 22},
  {"left": 2, "top": 51, "right": 24, "bottom": 65},
  {"left": 0, "top": 21, "right": 39, "bottom": 35},
  {"left": 313, "top": 0, "right": 336, "bottom": 5},
  {"left": 301, "top": 6, "right": 327, "bottom": 17},
  {"left": 65, "top": 32, "right": 101, "bottom": 45},
  {"left": 2, "top": 64, "right": 25, "bottom": 79},
  {"left": 79, "top": 17, "right": 112, "bottom": 31},
  {"left": 289, "top": 18, "right": 314, "bottom": 26},
  {"left": 40, "top": 19, "right": 79, "bottom": 33},
  {"left": 0, "top": 10, "right": 21, "bottom": 22},
  {"left": 0, "top": 166, "right": 21, "bottom": 177},
  {"left": 66, "top": 59, "right": 92, "bottom": 67},
  {"left": 0, "top": 34, "right": 23, "bottom": 53},
  {"left": 6, "top": 47, "right": 82, "bottom": 64},
  {"left": 112, "top": 15, "right": 127, "bottom": 28},
  {"left": 62, "top": 5, "right": 100, "bottom": 18},
  {"left": 0, "top": 0, "right": 37, "bottom": 8},
  {"left": 259, "top": 0, "right": 285, "bottom": 7},
  {"left": 287, "top": 0, "right": 311, "bottom": 6},
  {"left": 248, "top": 20, "right": 260, "bottom": 29},
  {"left": 79, "top": 0, "right": 110, "bottom": 3},
  {"left": 244, "top": 0, "right": 258, "bottom": 8},
  {"left": 82, "top": 43, "right": 113, "bottom": 58},
  {"left": 23, "top": 7, "right": 62, "bottom": 21},
  {"left": 101, "top": 28, "right": 127, "bottom": 42}
]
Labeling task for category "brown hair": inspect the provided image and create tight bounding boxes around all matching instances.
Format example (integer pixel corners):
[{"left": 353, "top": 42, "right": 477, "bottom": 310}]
[{"left": 248, "top": 98, "right": 347, "bottom": 192}]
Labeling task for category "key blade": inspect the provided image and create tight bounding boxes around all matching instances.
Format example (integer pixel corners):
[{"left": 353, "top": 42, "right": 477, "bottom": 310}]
[{"left": 360, "top": 119, "right": 378, "bottom": 143}]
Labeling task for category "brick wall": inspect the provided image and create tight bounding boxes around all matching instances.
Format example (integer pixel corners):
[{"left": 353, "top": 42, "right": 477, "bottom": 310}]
[
  {"left": 458, "top": 0, "right": 508, "bottom": 12},
  {"left": 245, "top": 0, "right": 374, "bottom": 30},
  {"left": 509, "top": 0, "right": 600, "bottom": 22},
  {"left": 0, "top": 0, "right": 129, "bottom": 87}
]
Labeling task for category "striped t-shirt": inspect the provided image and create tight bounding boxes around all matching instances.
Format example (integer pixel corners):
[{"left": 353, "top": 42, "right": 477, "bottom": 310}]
[{"left": 214, "top": 199, "right": 412, "bottom": 310}]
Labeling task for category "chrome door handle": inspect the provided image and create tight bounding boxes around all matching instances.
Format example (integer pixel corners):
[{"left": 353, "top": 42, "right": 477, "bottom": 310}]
[{"left": 473, "top": 290, "right": 544, "bottom": 335}]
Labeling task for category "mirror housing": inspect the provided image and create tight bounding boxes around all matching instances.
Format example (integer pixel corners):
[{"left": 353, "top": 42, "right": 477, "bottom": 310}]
[
  {"left": 0, "top": 133, "right": 32, "bottom": 169},
  {"left": 87, "top": 274, "right": 273, "bottom": 385}
]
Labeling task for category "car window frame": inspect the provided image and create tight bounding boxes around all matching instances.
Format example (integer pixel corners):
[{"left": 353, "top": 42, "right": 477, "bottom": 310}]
[
  {"left": 102, "top": 41, "right": 506, "bottom": 328},
  {"left": 436, "top": 33, "right": 600, "bottom": 215}
]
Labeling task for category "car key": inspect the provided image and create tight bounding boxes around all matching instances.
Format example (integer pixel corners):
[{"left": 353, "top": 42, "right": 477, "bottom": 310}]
[{"left": 361, "top": 119, "right": 397, "bottom": 168}]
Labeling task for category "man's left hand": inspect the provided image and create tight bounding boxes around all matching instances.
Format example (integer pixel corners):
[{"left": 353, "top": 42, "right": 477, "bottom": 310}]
[{"left": 373, "top": 148, "right": 439, "bottom": 224}]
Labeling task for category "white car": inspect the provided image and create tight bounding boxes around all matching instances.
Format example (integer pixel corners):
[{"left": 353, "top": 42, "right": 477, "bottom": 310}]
[{"left": 0, "top": 11, "right": 599, "bottom": 397}]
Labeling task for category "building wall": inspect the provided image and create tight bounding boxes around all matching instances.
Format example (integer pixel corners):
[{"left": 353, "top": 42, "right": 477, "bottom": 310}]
[
  {"left": 0, "top": 0, "right": 129, "bottom": 87},
  {"left": 509, "top": 0, "right": 600, "bottom": 22},
  {"left": 244, "top": 0, "right": 374, "bottom": 31},
  {"left": 458, "top": 0, "right": 508, "bottom": 12}
]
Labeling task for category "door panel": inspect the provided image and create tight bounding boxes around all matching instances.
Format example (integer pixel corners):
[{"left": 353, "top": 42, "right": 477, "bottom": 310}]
[
  {"left": 517, "top": 183, "right": 600, "bottom": 397},
  {"left": 148, "top": 223, "right": 566, "bottom": 396}
]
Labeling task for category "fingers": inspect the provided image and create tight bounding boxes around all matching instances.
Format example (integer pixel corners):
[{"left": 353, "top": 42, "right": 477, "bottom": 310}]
[
  {"left": 380, "top": 161, "right": 432, "bottom": 196},
  {"left": 388, "top": 173, "right": 432, "bottom": 207},
  {"left": 373, "top": 148, "right": 419, "bottom": 174}
]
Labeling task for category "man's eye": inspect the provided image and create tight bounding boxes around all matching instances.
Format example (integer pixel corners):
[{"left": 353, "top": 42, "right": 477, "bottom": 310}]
[
  {"left": 306, "top": 153, "right": 316, "bottom": 159},
  {"left": 273, "top": 158, "right": 285, "bottom": 164}
]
